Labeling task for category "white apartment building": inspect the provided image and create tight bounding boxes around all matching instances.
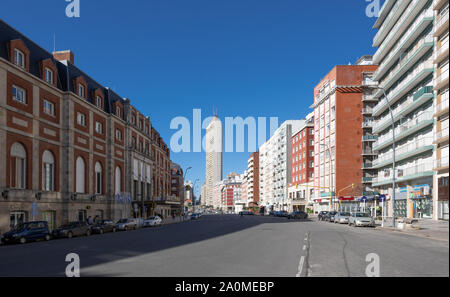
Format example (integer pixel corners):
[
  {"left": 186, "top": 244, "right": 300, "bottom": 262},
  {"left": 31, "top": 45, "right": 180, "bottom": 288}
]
[
  {"left": 371, "top": 0, "right": 436, "bottom": 219},
  {"left": 204, "top": 116, "right": 223, "bottom": 208},
  {"left": 433, "top": 0, "right": 449, "bottom": 220},
  {"left": 259, "top": 120, "right": 304, "bottom": 213}
]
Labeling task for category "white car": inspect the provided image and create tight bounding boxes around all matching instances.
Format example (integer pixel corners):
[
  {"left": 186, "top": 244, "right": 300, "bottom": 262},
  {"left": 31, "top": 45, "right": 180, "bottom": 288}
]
[
  {"left": 334, "top": 212, "right": 351, "bottom": 224},
  {"left": 143, "top": 216, "right": 162, "bottom": 227},
  {"left": 348, "top": 212, "right": 375, "bottom": 227}
]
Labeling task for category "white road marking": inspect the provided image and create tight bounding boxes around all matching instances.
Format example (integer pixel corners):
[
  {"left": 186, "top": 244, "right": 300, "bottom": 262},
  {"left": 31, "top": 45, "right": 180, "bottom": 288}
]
[
  {"left": 303, "top": 245, "right": 307, "bottom": 251},
  {"left": 296, "top": 256, "right": 305, "bottom": 277}
]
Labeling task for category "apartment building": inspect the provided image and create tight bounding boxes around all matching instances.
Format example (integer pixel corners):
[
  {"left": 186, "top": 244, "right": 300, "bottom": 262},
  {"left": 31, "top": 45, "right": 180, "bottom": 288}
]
[
  {"left": 371, "top": 0, "right": 436, "bottom": 219},
  {"left": 0, "top": 20, "right": 172, "bottom": 232},
  {"left": 258, "top": 120, "right": 304, "bottom": 213},
  {"left": 246, "top": 152, "right": 260, "bottom": 210},
  {"left": 241, "top": 170, "right": 248, "bottom": 207},
  {"left": 313, "top": 64, "right": 378, "bottom": 213},
  {"left": 288, "top": 112, "right": 315, "bottom": 212},
  {"left": 170, "top": 162, "right": 185, "bottom": 216},
  {"left": 204, "top": 116, "right": 223, "bottom": 208},
  {"left": 433, "top": 0, "right": 449, "bottom": 220}
]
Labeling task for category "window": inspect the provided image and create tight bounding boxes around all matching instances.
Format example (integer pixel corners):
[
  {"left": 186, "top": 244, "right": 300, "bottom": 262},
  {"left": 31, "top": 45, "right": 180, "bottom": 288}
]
[
  {"left": 45, "top": 68, "right": 53, "bottom": 84},
  {"left": 12, "top": 85, "right": 26, "bottom": 104},
  {"left": 96, "top": 96, "right": 102, "bottom": 108},
  {"left": 43, "top": 99, "right": 55, "bottom": 116},
  {"left": 115, "top": 167, "right": 121, "bottom": 194},
  {"left": 95, "top": 162, "right": 102, "bottom": 194},
  {"left": 42, "top": 150, "right": 54, "bottom": 191},
  {"left": 95, "top": 122, "right": 103, "bottom": 134},
  {"left": 77, "top": 113, "right": 86, "bottom": 126},
  {"left": 76, "top": 157, "right": 85, "bottom": 193},
  {"left": 116, "top": 129, "right": 122, "bottom": 141},
  {"left": 78, "top": 84, "right": 85, "bottom": 98},
  {"left": 116, "top": 107, "right": 121, "bottom": 118},
  {"left": 11, "top": 142, "right": 26, "bottom": 189},
  {"left": 14, "top": 49, "right": 25, "bottom": 68}
]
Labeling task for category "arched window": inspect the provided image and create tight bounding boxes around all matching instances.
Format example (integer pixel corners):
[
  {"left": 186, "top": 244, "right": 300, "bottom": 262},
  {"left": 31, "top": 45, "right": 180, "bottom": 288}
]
[
  {"left": 95, "top": 162, "right": 102, "bottom": 194},
  {"left": 10, "top": 142, "right": 26, "bottom": 189},
  {"left": 115, "top": 166, "right": 121, "bottom": 195},
  {"left": 42, "top": 150, "right": 55, "bottom": 191},
  {"left": 76, "top": 157, "right": 85, "bottom": 193}
]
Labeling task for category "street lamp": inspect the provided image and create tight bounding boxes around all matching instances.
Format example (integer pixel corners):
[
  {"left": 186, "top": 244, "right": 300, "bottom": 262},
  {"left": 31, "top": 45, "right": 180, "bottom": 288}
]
[
  {"left": 366, "top": 85, "right": 396, "bottom": 229},
  {"left": 181, "top": 166, "right": 192, "bottom": 216},
  {"left": 319, "top": 142, "right": 334, "bottom": 211},
  {"left": 193, "top": 178, "right": 200, "bottom": 213}
]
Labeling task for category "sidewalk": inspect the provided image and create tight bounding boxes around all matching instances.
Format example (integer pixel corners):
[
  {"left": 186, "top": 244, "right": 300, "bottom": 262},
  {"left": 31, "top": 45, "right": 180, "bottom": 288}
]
[{"left": 375, "top": 218, "right": 449, "bottom": 242}]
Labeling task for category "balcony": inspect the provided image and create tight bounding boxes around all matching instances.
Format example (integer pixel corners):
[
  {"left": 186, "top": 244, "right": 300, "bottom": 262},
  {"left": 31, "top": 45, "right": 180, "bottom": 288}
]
[
  {"left": 372, "top": 162, "right": 434, "bottom": 186},
  {"left": 373, "top": 87, "right": 434, "bottom": 134},
  {"left": 434, "top": 127, "right": 449, "bottom": 145},
  {"left": 373, "top": 137, "right": 434, "bottom": 169},
  {"left": 377, "top": 35, "right": 434, "bottom": 91},
  {"left": 362, "top": 162, "right": 373, "bottom": 169},
  {"left": 434, "top": 156, "right": 449, "bottom": 171},
  {"left": 435, "top": 96, "right": 449, "bottom": 118},
  {"left": 362, "top": 78, "right": 378, "bottom": 87},
  {"left": 373, "top": 60, "right": 435, "bottom": 117},
  {"left": 373, "top": 2, "right": 433, "bottom": 66},
  {"left": 373, "top": 111, "right": 434, "bottom": 151},
  {"left": 434, "top": 10, "right": 449, "bottom": 38},
  {"left": 362, "top": 94, "right": 378, "bottom": 102},
  {"left": 362, "top": 149, "right": 377, "bottom": 156},
  {"left": 435, "top": 69, "right": 450, "bottom": 91},
  {"left": 362, "top": 121, "right": 374, "bottom": 128},
  {"left": 373, "top": 0, "right": 408, "bottom": 47},
  {"left": 362, "top": 176, "right": 374, "bottom": 183},
  {"left": 362, "top": 107, "right": 373, "bottom": 115},
  {"left": 362, "top": 135, "right": 378, "bottom": 142},
  {"left": 434, "top": 39, "right": 449, "bottom": 64}
]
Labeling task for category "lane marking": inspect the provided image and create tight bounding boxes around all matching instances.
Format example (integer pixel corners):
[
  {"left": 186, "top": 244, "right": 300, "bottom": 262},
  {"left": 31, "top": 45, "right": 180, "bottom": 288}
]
[
  {"left": 296, "top": 256, "right": 305, "bottom": 277},
  {"left": 303, "top": 245, "right": 307, "bottom": 251}
]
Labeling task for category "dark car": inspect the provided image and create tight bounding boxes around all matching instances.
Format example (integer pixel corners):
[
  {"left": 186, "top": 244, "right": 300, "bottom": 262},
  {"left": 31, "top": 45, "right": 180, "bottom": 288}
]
[
  {"left": 318, "top": 211, "right": 329, "bottom": 221},
  {"left": 269, "top": 210, "right": 276, "bottom": 216},
  {"left": 191, "top": 213, "right": 201, "bottom": 220},
  {"left": 91, "top": 220, "right": 116, "bottom": 234},
  {"left": 1, "top": 221, "right": 51, "bottom": 244},
  {"left": 324, "top": 211, "right": 338, "bottom": 222},
  {"left": 53, "top": 221, "right": 91, "bottom": 238},
  {"left": 239, "top": 211, "right": 255, "bottom": 216},
  {"left": 287, "top": 211, "right": 308, "bottom": 220},
  {"left": 275, "top": 211, "right": 289, "bottom": 217}
]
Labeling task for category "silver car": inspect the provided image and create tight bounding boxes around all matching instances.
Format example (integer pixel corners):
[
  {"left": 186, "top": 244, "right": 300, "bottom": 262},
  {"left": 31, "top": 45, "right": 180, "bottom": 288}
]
[
  {"left": 348, "top": 212, "right": 375, "bottom": 227},
  {"left": 334, "top": 212, "right": 351, "bottom": 224},
  {"left": 115, "top": 218, "right": 138, "bottom": 231}
]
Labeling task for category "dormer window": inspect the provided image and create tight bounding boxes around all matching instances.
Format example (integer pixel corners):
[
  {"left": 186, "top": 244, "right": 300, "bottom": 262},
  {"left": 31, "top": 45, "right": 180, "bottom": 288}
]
[
  {"left": 78, "top": 84, "right": 85, "bottom": 98},
  {"left": 96, "top": 96, "right": 102, "bottom": 108},
  {"left": 45, "top": 68, "right": 54, "bottom": 85},
  {"left": 116, "top": 107, "right": 121, "bottom": 118},
  {"left": 14, "top": 49, "right": 25, "bottom": 68}
]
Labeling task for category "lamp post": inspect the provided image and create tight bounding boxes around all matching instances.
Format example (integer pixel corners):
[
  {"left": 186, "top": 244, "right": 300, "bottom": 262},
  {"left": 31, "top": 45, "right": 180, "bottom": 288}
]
[
  {"left": 367, "top": 85, "right": 396, "bottom": 228},
  {"left": 193, "top": 178, "right": 200, "bottom": 213},
  {"left": 182, "top": 167, "right": 192, "bottom": 216},
  {"left": 319, "top": 142, "right": 334, "bottom": 211}
]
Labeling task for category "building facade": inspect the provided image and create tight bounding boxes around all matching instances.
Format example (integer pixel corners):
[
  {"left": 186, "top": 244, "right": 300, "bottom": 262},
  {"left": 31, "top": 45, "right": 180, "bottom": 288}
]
[
  {"left": 433, "top": 0, "right": 449, "bottom": 220},
  {"left": 0, "top": 20, "right": 172, "bottom": 233},
  {"left": 371, "top": 0, "right": 436, "bottom": 219},
  {"left": 204, "top": 116, "right": 223, "bottom": 208},
  {"left": 313, "top": 64, "right": 378, "bottom": 212},
  {"left": 247, "top": 152, "right": 260, "bottom": 210}
]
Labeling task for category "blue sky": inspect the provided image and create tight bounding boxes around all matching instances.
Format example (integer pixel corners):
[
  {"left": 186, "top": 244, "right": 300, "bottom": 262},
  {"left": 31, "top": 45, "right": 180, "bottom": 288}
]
[{"left": 1, "top": 0, "right": 381, "bottom": 198}]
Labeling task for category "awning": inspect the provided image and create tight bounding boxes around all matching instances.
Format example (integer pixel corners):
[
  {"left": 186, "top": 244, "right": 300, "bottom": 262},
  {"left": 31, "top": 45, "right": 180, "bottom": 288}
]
[{"left": 339, "top": 196, "right": 355, "bottom": 201}]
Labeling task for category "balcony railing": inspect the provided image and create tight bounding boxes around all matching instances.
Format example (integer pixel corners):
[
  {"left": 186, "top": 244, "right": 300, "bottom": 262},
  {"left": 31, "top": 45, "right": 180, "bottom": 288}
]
[
  {"left": 362, "top": 135, "right": 378, "bottom": 141},
  {"left": 435, "top": 70, "right": 450, "bottom": 89},
  {"left": 373, "top": 162, "right": 434, "bottom": 184},
  {"left": 373, "top": 60, "right": 434, "bottom": 116},
  {"left": 362, "top": 107, "right": 373, "bottom": 114},
  {"left": 362, "top": 121, "right": 374, "bottom": 128},
  {"left": 373, "top": 137, "right": 433, "bottom": 167},
  {"left": 435, "top": 127, "right": 449, "bottom": 143},
  {"left": 435, "top": 96, "right": 449, "bottom": 115},
  {"left": 362, "top": 149, "right": 376, "bottom": 155},
  {"left": 434, "top": 156, "right": 449, "bottom": 169},
  {"left": 435, "top": 39, "right": 449, "bottom": 62},
  {"left": 373, "top": 111, "right": 433, "bottom": 150},
  {"left": 435, "top": 10, "right": 449, "bottom": 33}
]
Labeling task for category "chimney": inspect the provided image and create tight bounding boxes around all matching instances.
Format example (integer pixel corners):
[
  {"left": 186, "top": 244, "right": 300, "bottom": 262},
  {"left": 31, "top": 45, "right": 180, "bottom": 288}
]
[{"left": 53, "top": 50, "right": 75, "bottom": 64}]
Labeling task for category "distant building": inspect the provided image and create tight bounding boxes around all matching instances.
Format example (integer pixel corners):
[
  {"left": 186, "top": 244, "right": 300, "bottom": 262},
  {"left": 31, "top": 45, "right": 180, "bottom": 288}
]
[{"left": 204, "top": 116, "right": 223, "bottom": 207}]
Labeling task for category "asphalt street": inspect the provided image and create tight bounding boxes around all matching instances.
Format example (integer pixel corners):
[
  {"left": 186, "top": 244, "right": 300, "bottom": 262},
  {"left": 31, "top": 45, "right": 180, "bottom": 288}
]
[{"left": 0, "top": 215, "right": 448, "bottom": 277}]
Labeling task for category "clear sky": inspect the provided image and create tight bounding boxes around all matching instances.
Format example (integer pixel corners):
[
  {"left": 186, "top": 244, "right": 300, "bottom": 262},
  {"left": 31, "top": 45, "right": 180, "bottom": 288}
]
[{"left": 1, "top": 0, "right": 381, "bottom": 198}]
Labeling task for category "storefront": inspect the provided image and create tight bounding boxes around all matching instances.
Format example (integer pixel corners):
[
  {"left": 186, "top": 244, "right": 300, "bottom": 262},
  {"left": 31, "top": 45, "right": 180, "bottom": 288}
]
[
  {"left": 438, "top": 176, "right": 449, "bottom": 221},
  {"left": 337, "top": 197, "right": 359, "bottom": 212},
  {"left": 411, "top": 184, "right": 433, "bottom": 219}
]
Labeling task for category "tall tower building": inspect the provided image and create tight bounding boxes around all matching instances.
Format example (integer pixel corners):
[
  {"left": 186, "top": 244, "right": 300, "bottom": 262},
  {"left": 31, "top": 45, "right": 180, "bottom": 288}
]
[{"left": 204, "top": 116, "right": 223, "bottom": 207}]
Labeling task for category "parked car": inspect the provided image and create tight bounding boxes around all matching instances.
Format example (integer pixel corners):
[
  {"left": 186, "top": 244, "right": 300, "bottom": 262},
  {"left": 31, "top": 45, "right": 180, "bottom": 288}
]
[
  {"left": 239, "top": 211, "right": 255, "bottom": 216},
  {"left": 191, "top": 213, "right": 201, "bottom": 220},
  {"left": 115, "top": 218, "right": 138, "bottom": 231},
  {"left": 287, "top": 211, "right": 308, "bottom": 220},
  {"left": 318, "top": 211, "right": 329, "bottom": 221},
  {"left": 91, "top": 220, "right": 116, "bottom": 234},
  {"left": 53, "top": 221, "right": 91, "bottom": 238},
  {"left": 275, "top": 211, "right": 289, "bottom": 217},
  {"left": 324, "top": 211, "right": 338, "bottom": 222},
  {"left": 349, "top": 212, "right": 375, "bottom": 227},
  {"left": 334, "top": 212, "right": 351, "bottom": 224},
  {"left": 269, "top": 210, "right": 276, "bottom": 216},
  {"left": 1, "top": 221, "right": 51, "bottom": 244},
  {"left": 143, "top": 216, "right": 162, "bottom": 227}
]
